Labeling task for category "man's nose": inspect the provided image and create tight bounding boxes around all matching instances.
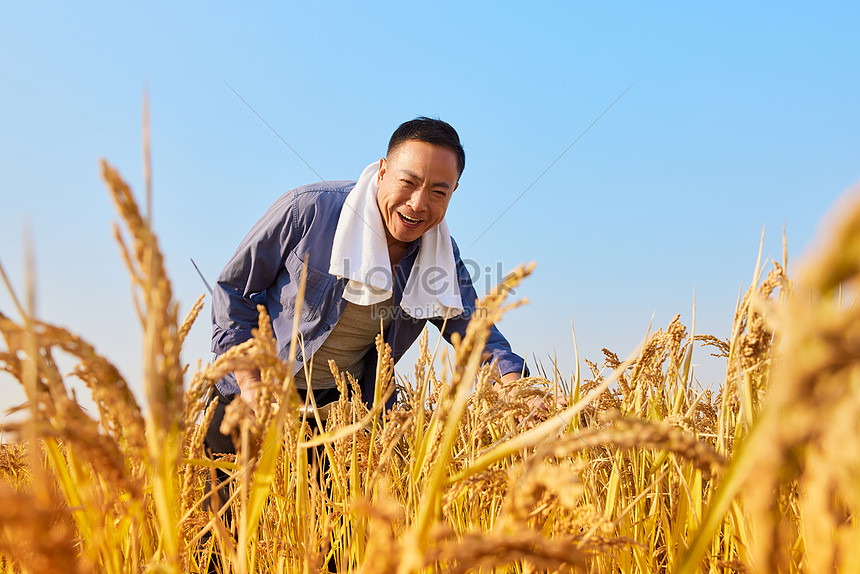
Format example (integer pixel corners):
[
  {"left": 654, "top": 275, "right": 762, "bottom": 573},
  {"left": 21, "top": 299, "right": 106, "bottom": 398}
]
[{"left": 406, "top": 188, "right": 428, "bottom": 212}]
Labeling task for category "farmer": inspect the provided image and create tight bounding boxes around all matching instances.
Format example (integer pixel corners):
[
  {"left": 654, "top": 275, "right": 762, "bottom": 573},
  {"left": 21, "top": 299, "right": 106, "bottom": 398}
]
[
  {"left": 201, "top": 116, "right": 538, "bottom": 572},
  {"left": 206, "top": 117, "right": 529, "bottom": 444}
]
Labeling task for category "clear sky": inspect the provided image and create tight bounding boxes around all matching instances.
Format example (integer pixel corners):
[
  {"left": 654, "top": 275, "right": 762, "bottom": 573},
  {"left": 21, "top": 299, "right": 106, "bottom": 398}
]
[{"left": 1, "top": 2, "right": 859, "bottom": 419}]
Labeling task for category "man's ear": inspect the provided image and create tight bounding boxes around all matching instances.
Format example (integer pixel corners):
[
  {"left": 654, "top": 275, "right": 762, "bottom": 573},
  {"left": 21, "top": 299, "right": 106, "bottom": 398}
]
[
  {"left": 377, "top": 158, "right": 387, "bottom": 184},
  {"left": 453, "top": 181, "right": 459, "bottom": 193}
]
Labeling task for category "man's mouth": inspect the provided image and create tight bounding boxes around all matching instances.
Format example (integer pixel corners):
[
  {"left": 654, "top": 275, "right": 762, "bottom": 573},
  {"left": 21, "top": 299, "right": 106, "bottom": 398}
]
[{"left": 398, "top": 212, "right": 422, "bottom": 226}]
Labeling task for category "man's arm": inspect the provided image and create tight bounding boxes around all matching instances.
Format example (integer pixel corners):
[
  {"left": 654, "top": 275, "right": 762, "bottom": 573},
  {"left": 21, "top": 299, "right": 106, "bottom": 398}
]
[
  {"left": 234, "top": 369, "right": 263, "bottom": 412},
  {"left": 212, "top": 191, "right": 299, "bottom": 353},
  {"left": 211, "top": 191, "right": 299, "bottom": 407},
  {"left": 428, "top": 238, "right": 529, "bottom": 379},
  {"left": 499, "top": 372, "right": 520, "bottom": 385},
  {"left": 428, "top": 240, "right": 568, "bottom": 413}
]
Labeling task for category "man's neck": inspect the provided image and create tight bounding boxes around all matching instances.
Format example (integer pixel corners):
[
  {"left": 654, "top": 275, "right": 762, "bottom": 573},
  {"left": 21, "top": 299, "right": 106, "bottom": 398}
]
[{"left": 387, "top": 237, "right": 410, "bottom": 267}]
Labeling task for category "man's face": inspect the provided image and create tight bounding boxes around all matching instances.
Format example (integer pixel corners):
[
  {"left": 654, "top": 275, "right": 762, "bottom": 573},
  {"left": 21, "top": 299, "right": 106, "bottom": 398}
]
[{"left": 376, "top": 140, "right": 459, "bottom": 245}]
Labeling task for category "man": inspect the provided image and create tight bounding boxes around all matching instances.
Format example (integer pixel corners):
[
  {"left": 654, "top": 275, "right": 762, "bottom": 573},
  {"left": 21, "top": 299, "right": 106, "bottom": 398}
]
[{"left": 207, "top": 117, "right": 528, "bottom": 448}]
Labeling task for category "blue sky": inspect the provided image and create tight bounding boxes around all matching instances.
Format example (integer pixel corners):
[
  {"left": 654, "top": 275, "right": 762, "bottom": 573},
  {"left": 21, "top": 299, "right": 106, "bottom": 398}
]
[{"left": 1, "top": 2, "right": 859, "bottom": 417}]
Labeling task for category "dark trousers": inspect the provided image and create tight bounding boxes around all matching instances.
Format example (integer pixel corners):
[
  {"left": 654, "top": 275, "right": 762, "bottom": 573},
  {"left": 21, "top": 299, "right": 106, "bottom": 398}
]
[{"left": 201, "top": 384, "right": 344, "bottom": 571}]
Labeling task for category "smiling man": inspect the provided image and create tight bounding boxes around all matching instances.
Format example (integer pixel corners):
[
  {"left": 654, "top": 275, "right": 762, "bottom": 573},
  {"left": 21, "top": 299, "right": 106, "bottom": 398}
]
[
  {"left": 207, "top": 117, "right": 528, "bottom": 452},
  {"left": 377, "top": 138, "right": 458, "bottom": 254}
]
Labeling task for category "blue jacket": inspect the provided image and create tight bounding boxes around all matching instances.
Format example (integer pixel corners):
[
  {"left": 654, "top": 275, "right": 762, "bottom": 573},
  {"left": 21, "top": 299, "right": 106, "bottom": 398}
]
[{"left": 212, "top": 180, "right": 528, "bottom": 406}]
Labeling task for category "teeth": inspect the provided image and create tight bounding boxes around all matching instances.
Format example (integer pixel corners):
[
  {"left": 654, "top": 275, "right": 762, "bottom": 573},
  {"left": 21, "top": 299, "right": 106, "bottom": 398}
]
[{"left": 400, "top": 213, "right": 420, "bottom": 224}]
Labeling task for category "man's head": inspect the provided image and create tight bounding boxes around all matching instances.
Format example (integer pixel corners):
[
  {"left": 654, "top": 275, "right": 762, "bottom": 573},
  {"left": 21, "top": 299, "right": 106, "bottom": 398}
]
[
  {"left": 377, "top": 117, "right": 464, "bottom": 245},
  {"left": 386, "top": 117, "right": 465, "bottom": 178}
]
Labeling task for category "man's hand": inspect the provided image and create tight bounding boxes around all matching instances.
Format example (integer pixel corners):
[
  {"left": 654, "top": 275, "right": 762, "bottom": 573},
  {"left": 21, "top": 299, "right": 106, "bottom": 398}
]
[
  {"left": 234, "top": 369, "right": 262, "bottom": 417},
  {"left": 499, "top": 372, "right": 521, "bottom": 386}
]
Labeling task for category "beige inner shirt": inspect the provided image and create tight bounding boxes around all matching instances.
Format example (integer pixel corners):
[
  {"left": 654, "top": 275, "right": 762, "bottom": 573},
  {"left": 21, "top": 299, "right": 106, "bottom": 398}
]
[{"left": 294, "top": 295, "right": 395, "bottom": 389}]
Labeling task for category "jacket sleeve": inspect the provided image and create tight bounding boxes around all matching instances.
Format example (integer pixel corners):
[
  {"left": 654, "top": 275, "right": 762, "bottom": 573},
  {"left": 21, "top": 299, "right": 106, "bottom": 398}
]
[
  {"left": 429, "top": 238, "right": 530, "bottom": 377},
  {"left": 211, "top": 190, "right": 298, "bottom": 354}
]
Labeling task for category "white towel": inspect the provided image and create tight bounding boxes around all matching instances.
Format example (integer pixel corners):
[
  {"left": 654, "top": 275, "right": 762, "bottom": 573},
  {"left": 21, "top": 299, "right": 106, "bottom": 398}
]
[{"left": 329, "top": 162, "right": 464, "bottom": 319}]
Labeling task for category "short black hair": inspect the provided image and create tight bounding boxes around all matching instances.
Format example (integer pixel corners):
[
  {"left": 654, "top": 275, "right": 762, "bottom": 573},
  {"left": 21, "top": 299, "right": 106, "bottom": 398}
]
[{"left": 387, "top": 117, "right": 466, "bottom": 178}]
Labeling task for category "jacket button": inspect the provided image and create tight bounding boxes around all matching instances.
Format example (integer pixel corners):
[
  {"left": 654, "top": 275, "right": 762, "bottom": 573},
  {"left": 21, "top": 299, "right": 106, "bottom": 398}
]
[{"left": 323, "top": 324, "right": 330, "bottom": 331}]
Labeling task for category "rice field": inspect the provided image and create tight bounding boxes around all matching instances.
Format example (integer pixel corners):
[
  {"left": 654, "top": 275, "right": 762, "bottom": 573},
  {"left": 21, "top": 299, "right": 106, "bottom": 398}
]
[{"left": 1, "top": 156, "right": 859, "bottom": 573}]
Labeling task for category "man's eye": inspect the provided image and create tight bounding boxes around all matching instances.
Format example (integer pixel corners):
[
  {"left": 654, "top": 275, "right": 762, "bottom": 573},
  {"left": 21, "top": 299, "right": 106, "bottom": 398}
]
[
  {"left": 400, "top": 179, "right": 414, "bottom": 187},
  {"left": 432, "top": 190, "right": 447, "bottom": 197}
]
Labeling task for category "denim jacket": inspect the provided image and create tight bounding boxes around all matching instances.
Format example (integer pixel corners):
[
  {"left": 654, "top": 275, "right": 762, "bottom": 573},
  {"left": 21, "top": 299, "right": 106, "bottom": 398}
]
[{"left": 212, "top": 180, "right": 528, "bottom": 405}]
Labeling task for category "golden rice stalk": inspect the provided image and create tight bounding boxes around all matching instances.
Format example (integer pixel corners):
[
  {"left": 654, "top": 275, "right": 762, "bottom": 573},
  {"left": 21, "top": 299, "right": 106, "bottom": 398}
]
[
  {"left": 100, "top": 157, "right": 194, "bottom": 569},
  {"left": 398, "top": 264, "right": 536, "bottom": 572},
  {"left": 180, "top": 398, "right": 218, "bottom": 517},
  {"left": 0, "top": 483, "right": 91, "bottom": 574},
  {"left": 178, "top": 293, "right": 205, "bottom": 348},
  {"left": 101, "top": 159, "right": 185, "bottom": 438},
  {"left": 0, "top": 443, "right": 29, "bottom": 488},
  {"left": 529, "top": 410, "right": 726, "bottom": 479},
  {"left": 0, "top": 314, "right": 140, "bottom": 495},
  {"left": 43, "top": 320, "right": 144, "bottom": 459},
  {"left": 181, "top": 360, "right": 212, "bottom": 431},
  {"left": 678, "top": 187, "right": 860, "bottom": 573},
  {"left": 739, "top": 189, "right": 860, "bottom": 573},
  {"left": 0, "top": 268, "right": 144, "bottom": 470},
  {"left": 353, "top": 482, "right": 406, "bottom": 574},
  {"left": 431, "top": 529, "right": 588, "bottom": 573}
]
